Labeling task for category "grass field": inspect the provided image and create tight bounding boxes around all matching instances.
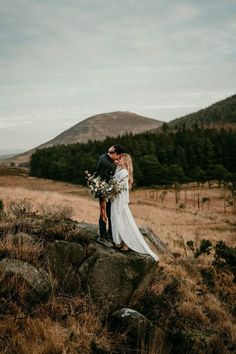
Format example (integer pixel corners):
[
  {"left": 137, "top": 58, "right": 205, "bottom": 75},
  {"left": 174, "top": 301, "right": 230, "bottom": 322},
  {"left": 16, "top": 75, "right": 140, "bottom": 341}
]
[
  {"left": 0, "top": 173, "right": 235, "bottom": 254},
  {"left": 0, "top": 171, "right": 236, "bottom": 353}
]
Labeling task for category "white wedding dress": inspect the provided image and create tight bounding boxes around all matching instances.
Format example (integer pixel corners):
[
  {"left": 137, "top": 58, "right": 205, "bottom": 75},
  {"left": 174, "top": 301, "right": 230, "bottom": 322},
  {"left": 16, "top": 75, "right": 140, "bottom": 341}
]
[{"left": 111, "top": 168, "right": 159, "bottom": 262}]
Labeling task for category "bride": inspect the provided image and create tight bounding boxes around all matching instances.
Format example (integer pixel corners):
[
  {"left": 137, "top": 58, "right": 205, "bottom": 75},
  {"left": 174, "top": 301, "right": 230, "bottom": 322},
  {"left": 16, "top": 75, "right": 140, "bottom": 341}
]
[{"left": 111, "top": 153, "right": 159, "bottom": 262}]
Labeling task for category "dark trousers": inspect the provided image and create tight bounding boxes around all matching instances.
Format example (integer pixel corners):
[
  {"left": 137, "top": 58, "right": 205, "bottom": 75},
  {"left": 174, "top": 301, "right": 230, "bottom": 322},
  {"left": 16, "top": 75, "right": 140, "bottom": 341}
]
[{"left": 99, "top": 199, "right": 112, "bottom": 238}]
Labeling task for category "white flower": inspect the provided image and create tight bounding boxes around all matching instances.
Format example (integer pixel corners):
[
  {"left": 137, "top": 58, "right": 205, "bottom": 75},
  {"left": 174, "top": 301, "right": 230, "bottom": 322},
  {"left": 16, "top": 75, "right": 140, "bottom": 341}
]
[{"left": 85, "top": 170, "right": 126, "bottom": 200}]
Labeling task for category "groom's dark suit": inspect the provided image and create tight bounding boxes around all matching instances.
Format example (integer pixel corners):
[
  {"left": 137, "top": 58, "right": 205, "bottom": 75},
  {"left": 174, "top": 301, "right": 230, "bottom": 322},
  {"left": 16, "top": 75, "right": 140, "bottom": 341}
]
[{"left": 95, "top": 153, "right": 116, "bottom": 239}]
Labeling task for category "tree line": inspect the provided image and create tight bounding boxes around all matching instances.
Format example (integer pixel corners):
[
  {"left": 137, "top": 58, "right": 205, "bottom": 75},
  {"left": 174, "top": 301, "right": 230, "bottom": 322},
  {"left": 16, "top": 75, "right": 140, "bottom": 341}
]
[{"left": 30, "top": 127, "right": 236, "bottom": 188}]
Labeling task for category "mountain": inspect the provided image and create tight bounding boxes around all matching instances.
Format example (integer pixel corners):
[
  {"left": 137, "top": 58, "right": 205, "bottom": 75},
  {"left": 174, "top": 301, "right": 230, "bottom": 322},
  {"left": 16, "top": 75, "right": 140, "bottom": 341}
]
[
  {"left": 4, "top": 94, "right": 235, "bottom": 167},
  {"left": 165, "top": 94, "right": 236, "bottom": 130},
  {"left": 40, "top": 111, "right": 163, "bottom": 146},
  {"left": 3, "top": 111, "right": 163, "bottom": 166}
]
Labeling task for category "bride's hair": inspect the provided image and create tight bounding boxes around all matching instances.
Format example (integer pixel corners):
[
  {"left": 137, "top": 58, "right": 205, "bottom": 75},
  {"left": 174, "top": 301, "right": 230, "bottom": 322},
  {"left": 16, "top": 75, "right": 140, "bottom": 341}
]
[{"left": 122, "top": 153, "right": 133, "bottom": 189}]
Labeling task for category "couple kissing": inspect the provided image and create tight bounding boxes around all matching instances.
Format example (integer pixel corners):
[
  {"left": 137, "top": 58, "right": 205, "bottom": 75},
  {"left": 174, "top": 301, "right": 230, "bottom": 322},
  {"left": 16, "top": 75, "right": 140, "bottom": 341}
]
[{"left": 95, "top": 144, "right": 158, "bottom": 261}]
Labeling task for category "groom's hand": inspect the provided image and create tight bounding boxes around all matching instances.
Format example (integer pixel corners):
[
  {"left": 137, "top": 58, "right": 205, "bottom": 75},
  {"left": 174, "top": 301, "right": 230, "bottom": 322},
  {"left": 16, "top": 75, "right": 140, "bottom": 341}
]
[
  {"left": 101, "top": 208, "right": 107, "bottom": 223},
  {"left": 100, "top": 198, "right": 107, "bottom": 223}
]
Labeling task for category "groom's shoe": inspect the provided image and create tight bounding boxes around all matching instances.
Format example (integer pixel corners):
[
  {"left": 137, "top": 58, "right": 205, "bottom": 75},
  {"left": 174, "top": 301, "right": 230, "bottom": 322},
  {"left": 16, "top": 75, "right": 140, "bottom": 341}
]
[
  {"left": 105, "top": 232, "right": 113, "bottom": 240},
  {"left": 97, "top": 236, "right": 114, "bottom": 248}
]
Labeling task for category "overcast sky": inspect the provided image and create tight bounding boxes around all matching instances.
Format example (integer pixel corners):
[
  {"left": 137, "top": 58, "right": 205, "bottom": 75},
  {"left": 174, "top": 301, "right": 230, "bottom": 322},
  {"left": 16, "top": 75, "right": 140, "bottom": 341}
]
[{"left": 0, "top": 0, "right": 235, "bottom": 151}]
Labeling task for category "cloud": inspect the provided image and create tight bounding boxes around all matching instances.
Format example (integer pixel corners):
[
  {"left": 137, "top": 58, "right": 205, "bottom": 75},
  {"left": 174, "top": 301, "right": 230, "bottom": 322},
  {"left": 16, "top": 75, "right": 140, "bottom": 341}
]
[{"left": 0, "top": 0, "right": 235, "bottom": 149}]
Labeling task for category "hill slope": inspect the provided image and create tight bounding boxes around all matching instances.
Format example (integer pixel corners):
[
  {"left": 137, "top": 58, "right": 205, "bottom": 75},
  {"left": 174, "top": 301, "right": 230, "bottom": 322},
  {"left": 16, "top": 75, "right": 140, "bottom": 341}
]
[
  {"left": 3, "top": 111, "right": 163, "bottom": 166},
  {"left": 43, "top": 111, "right": 163, "bottom": 146},
  {"left": 166, "top": 94, "right": 236, "bottom": 130}
]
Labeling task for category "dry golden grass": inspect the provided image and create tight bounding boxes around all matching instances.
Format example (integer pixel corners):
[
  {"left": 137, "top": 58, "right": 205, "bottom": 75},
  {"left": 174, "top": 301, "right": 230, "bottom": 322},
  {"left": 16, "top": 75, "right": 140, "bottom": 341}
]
[
  {"left": 142, "top": 271, "right": 236, "bottom": 353},
  {"left": 178, "top": 300, "right": 209, "bottom": 327},
  {"left": 145, "top": 239, "right": 236, "bottom": 352},
  {"left": 203, "top": 294, "right": 229, "bottom": 323},
  {"left": 0, "top": 233, "right": 43, "bottom": 263},
  {"left": 131, "top": 186, "right": 236, "bottom": 254},
  {"left": 0, "top": 175, "right": 98, "bottom": 225},
  {"left": 0, "top": 173, "right": 236, "bottom": 353},
  {"left": 0, "top": 296, "right": 118, "bottom": 354},
  {"left": 0, "top": 175, "right": 235, "bottom": 251},
  {"left": 139, "top": 327, "right": 168, "bottom": 354}
]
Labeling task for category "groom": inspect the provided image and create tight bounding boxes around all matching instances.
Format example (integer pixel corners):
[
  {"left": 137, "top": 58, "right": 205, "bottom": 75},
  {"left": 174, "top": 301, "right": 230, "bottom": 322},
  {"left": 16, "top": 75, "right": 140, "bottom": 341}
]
[{"left": 95, "top": 144, "right": 125, "bottom": 241}]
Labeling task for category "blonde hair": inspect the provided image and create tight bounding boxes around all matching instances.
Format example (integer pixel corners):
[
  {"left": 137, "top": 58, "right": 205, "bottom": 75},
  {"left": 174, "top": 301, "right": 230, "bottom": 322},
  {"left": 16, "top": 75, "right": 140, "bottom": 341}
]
[{"left": 122, "top": 153, "right": 133, "bottom": 189}]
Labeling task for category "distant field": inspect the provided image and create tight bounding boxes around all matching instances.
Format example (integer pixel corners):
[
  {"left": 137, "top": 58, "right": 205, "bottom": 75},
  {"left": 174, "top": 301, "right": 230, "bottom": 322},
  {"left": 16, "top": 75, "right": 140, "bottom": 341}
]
[{"left": 0, "top": 173, "right": 235, "bottom": 252}]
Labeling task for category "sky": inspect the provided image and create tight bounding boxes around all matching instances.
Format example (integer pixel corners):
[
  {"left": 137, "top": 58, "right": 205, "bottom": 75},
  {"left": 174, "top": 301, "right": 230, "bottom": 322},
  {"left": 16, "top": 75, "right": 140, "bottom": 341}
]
[{"left": 0, "top": 0, "right": 236, "bottom": 151}]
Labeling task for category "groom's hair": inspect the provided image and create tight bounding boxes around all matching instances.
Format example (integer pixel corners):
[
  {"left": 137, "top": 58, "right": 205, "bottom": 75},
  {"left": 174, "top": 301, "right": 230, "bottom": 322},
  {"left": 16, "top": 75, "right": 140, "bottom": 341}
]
[{"left": 109, "top": 144, "right": 125, "bottom": 154}]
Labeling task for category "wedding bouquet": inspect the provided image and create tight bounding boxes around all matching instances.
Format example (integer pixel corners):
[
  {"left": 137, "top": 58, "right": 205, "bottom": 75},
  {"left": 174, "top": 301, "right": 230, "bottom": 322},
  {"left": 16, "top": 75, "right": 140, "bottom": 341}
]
[{"left": 85, "top": 171, "right": 126, "bottom": 201}]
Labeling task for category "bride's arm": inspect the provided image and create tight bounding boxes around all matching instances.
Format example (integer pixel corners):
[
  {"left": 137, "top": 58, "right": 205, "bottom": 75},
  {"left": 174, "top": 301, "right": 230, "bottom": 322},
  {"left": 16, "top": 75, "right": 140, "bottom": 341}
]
[{"left": 115, "top": 170, "right": 129, "bottom": 207}]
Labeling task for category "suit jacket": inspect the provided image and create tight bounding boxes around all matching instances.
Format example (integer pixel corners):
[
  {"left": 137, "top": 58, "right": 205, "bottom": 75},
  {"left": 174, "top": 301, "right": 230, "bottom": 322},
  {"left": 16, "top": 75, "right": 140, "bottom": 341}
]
[{"left": 95, "top": 153, "right": 116, "bottom": 182}]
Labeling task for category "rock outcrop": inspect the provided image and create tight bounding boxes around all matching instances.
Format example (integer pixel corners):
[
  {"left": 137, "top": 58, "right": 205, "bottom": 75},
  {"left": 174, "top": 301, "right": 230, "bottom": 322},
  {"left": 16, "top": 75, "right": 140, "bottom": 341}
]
[
  {"left": 0, "top": 222, "right": 161, "bottom": 312},
  {"left": 46, "top": 240, "right": 86, "bottom": 294},
  {"left": 78, "top": 242, "right": 157, "bottom": 311},
  {"left": 46, "top": 222, "right": 159, "bottom": 311}
]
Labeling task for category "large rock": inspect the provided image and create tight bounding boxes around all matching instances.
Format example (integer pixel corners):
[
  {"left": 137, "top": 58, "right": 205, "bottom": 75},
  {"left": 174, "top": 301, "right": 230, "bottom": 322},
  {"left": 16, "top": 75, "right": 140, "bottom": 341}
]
[
  {"left": 46, "top": 240, "right": 86, "bottom": 294},
  {"left": 45, "top": 222, "right": 159, "bottom": 309},
  {"left": 139, "top": 227, "right": 167, "bottom": 253},
  {"left": 0, "top": 258, "right": 52, "bottom": 306},
  {"left": 110, "top": 308, "right": 156, "bottom": 345},
  {"left": 78, "top": 242, "right": 158, "bottom": 311},
  {"left": 68, "top": 222, "right": 99, "bottom": 243},
  {"left": 1, "top": 221, "right": 160, "bottom": 311}
]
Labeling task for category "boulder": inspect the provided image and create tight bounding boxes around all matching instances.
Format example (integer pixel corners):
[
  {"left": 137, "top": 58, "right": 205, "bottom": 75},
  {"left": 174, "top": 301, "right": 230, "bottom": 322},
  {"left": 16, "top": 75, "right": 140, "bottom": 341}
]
[
  {"left": 0, "top": 258, "right": 52, "bottom": 306},
  {"left": 45, "top": 222, "right": 159, "bottom": 309},
  {"left": 110, "top": 308, "right": 156, "bottom": 344},
  {"left": 68, "top": 222, "right": 99, "bottom": 243},
  {"left": 78, "top": 242, "right": 157, "bottom": 311},
  {"left": 0, "top": 221, "right": 160, "bottom": 311},
  {"left": 139, "top": 227, "right": 167, "bottom": 253},
  {"left": 46, "top": 240, "right": 86, "bottom": 294}
]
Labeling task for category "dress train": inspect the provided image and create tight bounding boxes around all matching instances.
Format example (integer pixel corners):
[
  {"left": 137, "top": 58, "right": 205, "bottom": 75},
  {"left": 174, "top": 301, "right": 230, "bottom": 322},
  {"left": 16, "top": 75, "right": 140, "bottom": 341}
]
[{"left": 111, "top": 168, "right": 158, "bottom": 262}]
